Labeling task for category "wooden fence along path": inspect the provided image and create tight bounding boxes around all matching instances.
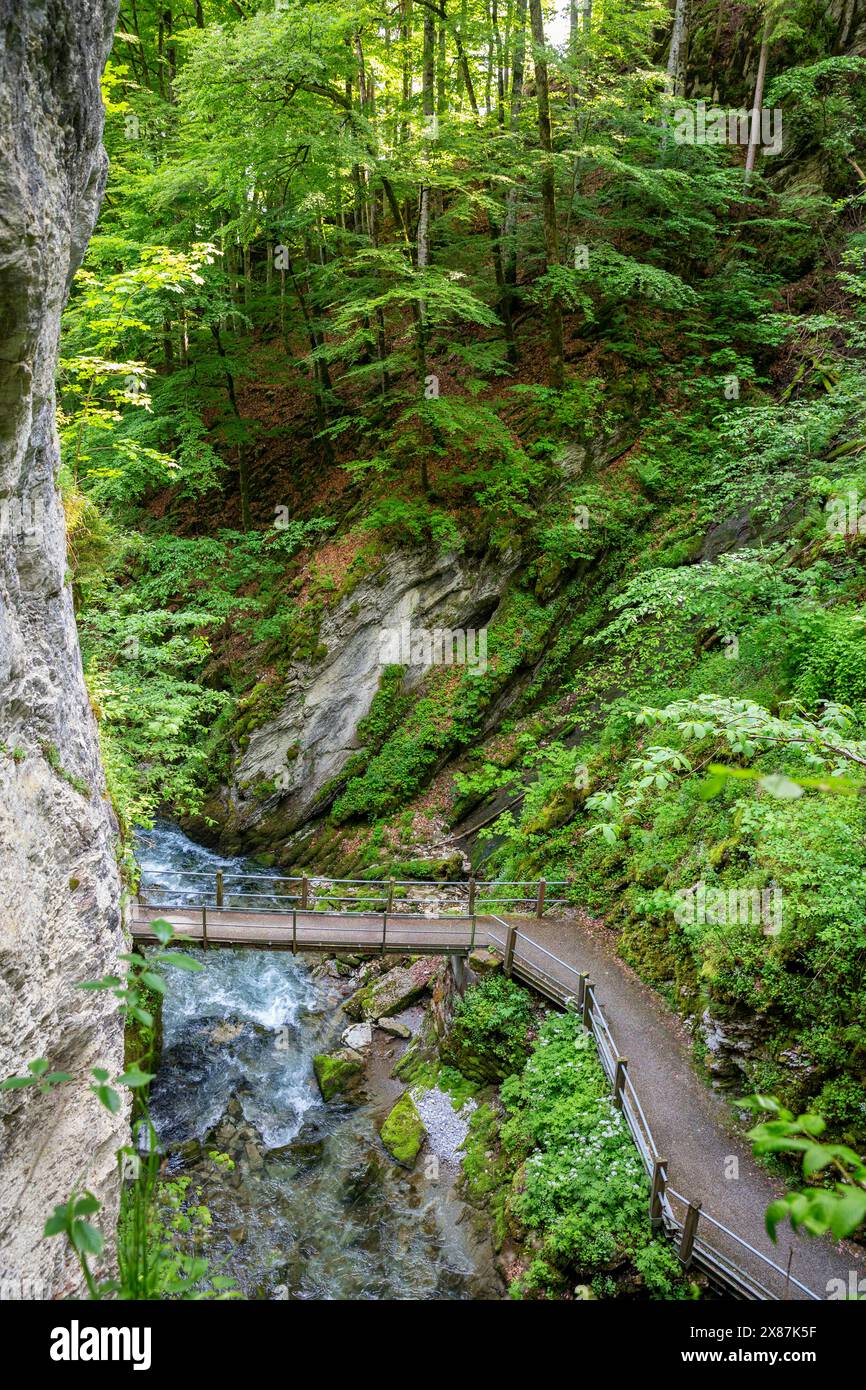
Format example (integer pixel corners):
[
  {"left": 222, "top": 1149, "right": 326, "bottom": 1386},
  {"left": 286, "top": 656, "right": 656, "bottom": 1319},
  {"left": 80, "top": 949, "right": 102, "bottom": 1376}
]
[{"left": 133, "top": 867, "right": 828, "bottom": 1303}]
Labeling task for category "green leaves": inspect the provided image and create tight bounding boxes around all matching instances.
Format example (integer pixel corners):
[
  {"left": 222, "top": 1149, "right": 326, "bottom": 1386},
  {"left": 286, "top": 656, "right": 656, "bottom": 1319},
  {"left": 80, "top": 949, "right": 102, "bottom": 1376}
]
[
  {"left": 90, "top": 1071, "right": 123, "bottom": 1114},
  {"left": 154, "top": 951, "right": 203, "bottom": 972},
  {"left": 744, "top": 1095, "right": 866, "bottom": 1242},
  {"left": 44, "top": 1192, "right": 105, "bottom": 1262},
  {"left": 0, "top": 1058, "right": 72, "bottom": 1093},
  {"left": 117, "top": 1066, "right": 156, "bottom": 1089}
]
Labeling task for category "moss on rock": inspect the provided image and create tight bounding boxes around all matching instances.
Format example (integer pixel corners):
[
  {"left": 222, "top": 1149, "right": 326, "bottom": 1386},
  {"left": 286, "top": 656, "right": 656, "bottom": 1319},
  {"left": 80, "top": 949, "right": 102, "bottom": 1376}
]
[
  {"left": 379, "top": 1091, "right": 426, "bottom": 1167},
  {"left": 313, "top": 1047, "right": 366, "bottom": 1102},
  {"left": 343, "top": 959, "right": 436, "bottom": 1020}
]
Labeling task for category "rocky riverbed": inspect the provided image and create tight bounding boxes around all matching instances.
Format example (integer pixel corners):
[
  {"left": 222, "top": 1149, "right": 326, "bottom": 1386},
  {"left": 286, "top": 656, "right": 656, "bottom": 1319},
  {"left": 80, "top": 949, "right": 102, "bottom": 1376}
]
[
  {"left": 141, "top": 818, "right": 505, "bottom": 1299},
  {"left": 150, "top": 946, "right": 503, "bottom": 1299}
]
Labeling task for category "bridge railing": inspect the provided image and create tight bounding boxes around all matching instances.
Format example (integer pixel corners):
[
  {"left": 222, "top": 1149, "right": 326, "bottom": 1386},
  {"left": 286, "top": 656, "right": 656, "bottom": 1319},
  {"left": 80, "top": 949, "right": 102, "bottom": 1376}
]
[
  {"left": 137, "top": 867, "right": 574, "bottom": 917},
  {"left": 134, "top": 903, "right": 479, "bottom": 954},
  {"left": 484, "top": 916, "right": 821, "bottom": 1303}
]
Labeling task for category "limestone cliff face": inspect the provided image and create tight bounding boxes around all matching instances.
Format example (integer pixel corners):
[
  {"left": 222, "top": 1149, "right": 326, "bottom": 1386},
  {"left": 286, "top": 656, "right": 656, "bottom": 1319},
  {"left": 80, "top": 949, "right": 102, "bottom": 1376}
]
[
  {"left": 205, "top": 545, "right": 518, "bottom": 856},
  {"left": 0, "top": 0, "right": 124, "bottom": 1296}
]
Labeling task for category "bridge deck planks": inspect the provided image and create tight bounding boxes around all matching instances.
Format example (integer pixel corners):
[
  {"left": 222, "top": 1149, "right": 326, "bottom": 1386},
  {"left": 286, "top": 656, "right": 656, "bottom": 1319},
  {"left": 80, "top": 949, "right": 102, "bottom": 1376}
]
[{"left": 130, "top": 904, "right": 484, "bottom": 955}]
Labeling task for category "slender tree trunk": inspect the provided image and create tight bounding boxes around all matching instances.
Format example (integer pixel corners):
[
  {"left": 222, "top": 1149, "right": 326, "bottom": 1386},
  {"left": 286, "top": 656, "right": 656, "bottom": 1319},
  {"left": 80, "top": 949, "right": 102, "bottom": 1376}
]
[
  {"left": 401, "top": 0, "right": 413, "bottom": 144},
  {"left": 369, "top": 193, "right": 390, "bottom": 397},
  {"left": 416, "top": 10, "right": 437, "bottom": 494},
  {"left": 417, "top": 10, "right": 436, "bottom": 276},
  {"left": 745, "top": 17, "right": 770, "bottom": 181},
  {"left": 210, "top": 323, "right": 251, "bottom": 530},
  {"left": 667, "top": 0, "right": 689, "bottom": 98},
  {"left": 493, "top": 0, "right": 505, "bottom": 126},
  {"left": 503, "top": 0, "right": 526, "bottom": 290},
  {"left": 243, "top": 243, "right": 252, "bottom": 312},
  {"left": 163, "top": 5, "right": 176, "bottom": 103},
  {"left": 529, "top": 0, "right": 564, "bottom": 388},
  {"left": 286, "top": 254, "right": 335, "bottom": 464}
]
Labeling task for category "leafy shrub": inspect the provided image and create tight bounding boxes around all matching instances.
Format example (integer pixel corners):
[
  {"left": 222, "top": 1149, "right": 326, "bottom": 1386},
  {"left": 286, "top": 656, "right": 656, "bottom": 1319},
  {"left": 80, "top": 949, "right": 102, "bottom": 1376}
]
[{"left": 442, "top": 976, "right": 534, "bottom": 1082}]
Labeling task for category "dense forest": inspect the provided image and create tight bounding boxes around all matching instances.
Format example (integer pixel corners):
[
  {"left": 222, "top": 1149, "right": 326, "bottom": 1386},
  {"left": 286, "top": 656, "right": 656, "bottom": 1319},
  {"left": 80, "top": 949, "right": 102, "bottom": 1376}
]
[{"left": 9, "top": 0, "right": 866, "bottom": 1312}]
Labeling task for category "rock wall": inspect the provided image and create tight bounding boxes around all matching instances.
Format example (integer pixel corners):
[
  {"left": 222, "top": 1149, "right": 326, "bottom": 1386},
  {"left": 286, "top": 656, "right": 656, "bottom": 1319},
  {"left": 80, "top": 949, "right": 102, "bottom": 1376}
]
[
  {"left": 209, "top": 545, "right": 519, "bottom": 853},
  {"left": 0, "top": 0, "right": 124, "bottom": 1297}
]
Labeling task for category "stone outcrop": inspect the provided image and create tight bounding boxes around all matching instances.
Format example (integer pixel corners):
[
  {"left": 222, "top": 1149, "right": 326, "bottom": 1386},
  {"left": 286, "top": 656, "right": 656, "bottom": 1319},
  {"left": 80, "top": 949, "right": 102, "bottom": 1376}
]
[
  {"left": 0, "top": 0, "right": 125, "bottom": 1297},
  {"left": 203, "top": 544, "right": 519, "bottom": 852},
  {"left": 313, "top": 1049, "right": 366, "bottom": 1103}
]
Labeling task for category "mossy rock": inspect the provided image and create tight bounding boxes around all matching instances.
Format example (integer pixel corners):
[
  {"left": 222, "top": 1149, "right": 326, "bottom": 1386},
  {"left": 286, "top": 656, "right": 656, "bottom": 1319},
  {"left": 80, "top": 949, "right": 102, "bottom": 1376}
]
[
  {"left": 391, "top": 1038, "right": 426, "bottom": 1082},
  {"left": 313, "top": 1048, "right": 366, "bottom": 1102},
  {"left": 379, "top": 1092, "right": 426, "bottom": 1167},
  {"left": 468, "top": 947, "right": 503, "bottom": 977},
  {"left": 523, "top": 786, "right": 579, "bottom": 835},
  {"left": 343, "top": 960, "right": 434, "bottom": 1020}
]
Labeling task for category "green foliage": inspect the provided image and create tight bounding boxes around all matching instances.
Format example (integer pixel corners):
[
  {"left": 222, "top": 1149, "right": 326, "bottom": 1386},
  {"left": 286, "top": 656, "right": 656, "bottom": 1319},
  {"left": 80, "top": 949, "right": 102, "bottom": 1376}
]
[
  {"left": 744, "top": 1095, "right": 866, "bottom": 1244},
  {"left": 445, "top": 976, "right": 534, "bottom": 1082},
  {"left": 500, "top": 1011, "right": 688, "bottom": 1297}
]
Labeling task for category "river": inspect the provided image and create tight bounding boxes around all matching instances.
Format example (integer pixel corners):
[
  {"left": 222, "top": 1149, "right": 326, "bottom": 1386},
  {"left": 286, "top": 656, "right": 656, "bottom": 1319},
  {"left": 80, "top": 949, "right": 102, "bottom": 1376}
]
[{"left": 135, "top": 820, "right": 501, "bottom": 1300}]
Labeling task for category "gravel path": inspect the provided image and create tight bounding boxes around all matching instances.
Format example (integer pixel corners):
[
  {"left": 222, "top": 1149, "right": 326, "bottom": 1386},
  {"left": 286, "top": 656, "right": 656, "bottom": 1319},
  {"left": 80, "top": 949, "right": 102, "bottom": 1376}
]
[{"left": 414, "top": 1087, "right": 476, "bottom": 1164}]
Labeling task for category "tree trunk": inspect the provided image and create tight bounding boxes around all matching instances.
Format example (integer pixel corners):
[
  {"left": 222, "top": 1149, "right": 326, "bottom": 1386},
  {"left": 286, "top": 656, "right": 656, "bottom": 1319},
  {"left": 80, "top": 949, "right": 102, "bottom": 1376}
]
[
  {"left": 503, "top": 0, "right": 526, "bottom": 290},
  {"left": 210, "top": 323, "right": 251, "bottom": 529},
  {"left": 416, "top": 10, "right": 437, "bottom": 494},
  {"left": 417, "top": 10, "right": 436, "bottom": 277},
  {"left": 529, "top": 0, "right": 564, "bottom": 388},
  {"left": 666, "top": 0, "right": 689, "bottom": 97},
  {"left": 745, "top": 18, "right": 770, "bottom": 181}
]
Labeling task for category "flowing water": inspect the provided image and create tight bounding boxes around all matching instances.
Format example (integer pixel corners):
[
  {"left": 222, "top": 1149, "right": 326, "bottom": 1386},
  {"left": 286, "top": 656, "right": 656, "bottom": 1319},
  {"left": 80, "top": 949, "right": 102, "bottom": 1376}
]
[{"left": 136, "top": 821, "right": 501, "bottom": 1300}]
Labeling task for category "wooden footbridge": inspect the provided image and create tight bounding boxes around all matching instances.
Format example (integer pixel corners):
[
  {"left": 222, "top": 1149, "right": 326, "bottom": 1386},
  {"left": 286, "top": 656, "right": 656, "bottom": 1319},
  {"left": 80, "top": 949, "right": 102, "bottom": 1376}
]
[{"left": 133, "top": 866, "right": 842, "bottom": 1304}]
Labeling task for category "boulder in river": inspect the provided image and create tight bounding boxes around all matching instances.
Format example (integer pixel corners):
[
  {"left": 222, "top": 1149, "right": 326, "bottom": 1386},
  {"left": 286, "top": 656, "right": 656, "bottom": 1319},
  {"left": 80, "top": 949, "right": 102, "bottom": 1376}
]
[
  {"left": 343, "top": 959, "right": 437, "bottom": 1021},
  {"left": 341, "top": 1021, "right": 373, "bottom": 1051},
  {"left": 313, "top": 1048, "right": 367, "bottom": 1102},
  {"left": 376, "top": 1017, "right": 411, "bottom": 1039},
  {"left": 379, "top": 1092, "right": 427, "bottom": 1168}
]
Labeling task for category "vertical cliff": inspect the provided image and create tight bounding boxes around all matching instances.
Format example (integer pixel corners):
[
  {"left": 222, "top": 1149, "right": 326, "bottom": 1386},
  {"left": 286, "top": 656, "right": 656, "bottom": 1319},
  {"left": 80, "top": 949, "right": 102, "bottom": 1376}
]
[{"left": 0, "top": 0, "right": 124, "bottom": 1296}]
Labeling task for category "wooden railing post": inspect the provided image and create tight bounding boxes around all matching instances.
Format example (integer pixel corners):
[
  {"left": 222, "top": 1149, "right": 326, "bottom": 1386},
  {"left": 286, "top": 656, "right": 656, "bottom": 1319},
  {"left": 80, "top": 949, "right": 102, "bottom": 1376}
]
[
  {"left": 577, "top": 971, "right": 588, "bottom": 1012},
  {"left": 613, "top": 1056, "right": 628, "bottom": 1110},
  {"left": 469, "top": 914, "right": 477, "bottom": 949},
  {"left": 650, "top": 1158, "right": 667, "bottom": 1231},
  {"left": 581, "top": 977, "right": 593, "bottom": 1031},
  {"left": 679, "top": 1201, "right": 702, "bottom": 1268},
  {"left": 381, "top": 912, "right": 388, "bottom": 955},
  {"left": 292, "top": 908, "right": 297, "bottom": 955},
  {"left": 202, "top": 904, "right": 208, "bottom": 950},
  {"left": 215, "top": 871, "right": 224, "bottom": 909},
  {"left": 387, "top": 878, "right": 395, "bottom": 912},
  {"left": 503, "top": 923, "right": 516, "bottom": 977},
  {"left": 535, "top": 877, "right": 546, "bottom": 918},
  {"left": 467, "top": 875, "right": 476, "bottom": 915},
  {"left": 300, "top": 874, "right": 309, "bottom": 910}
]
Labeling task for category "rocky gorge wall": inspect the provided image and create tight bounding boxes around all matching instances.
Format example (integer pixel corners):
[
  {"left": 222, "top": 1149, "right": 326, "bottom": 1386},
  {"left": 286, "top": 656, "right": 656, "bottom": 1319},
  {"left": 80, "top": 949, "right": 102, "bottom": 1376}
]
[
  {"left": 0, "top": 0, "right": 125, "bottom": 1296},
  {"left": 197, "top": 543, "right": 521, "bottom": 858}
]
